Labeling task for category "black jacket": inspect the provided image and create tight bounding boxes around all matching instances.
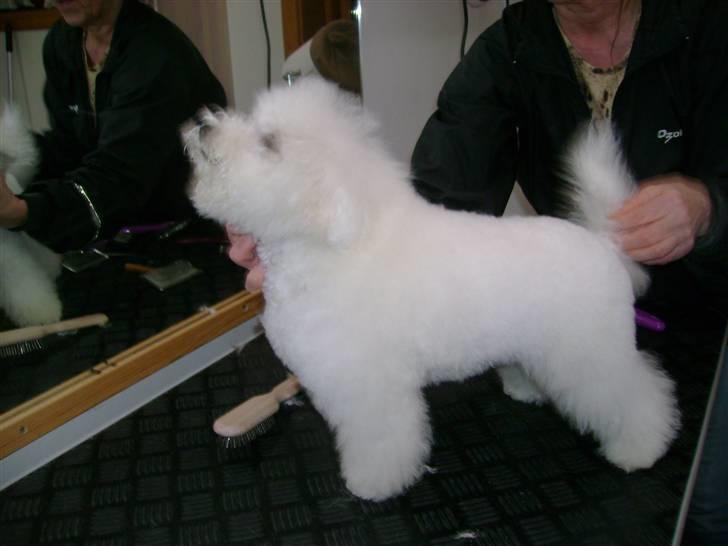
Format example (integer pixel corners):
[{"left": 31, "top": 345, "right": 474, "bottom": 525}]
[
  {"left": 412, "top": 0, "right": 728, "bottom": 312},
  {"left": 19, "top": 0, "right": 226, "bottom": 252}
]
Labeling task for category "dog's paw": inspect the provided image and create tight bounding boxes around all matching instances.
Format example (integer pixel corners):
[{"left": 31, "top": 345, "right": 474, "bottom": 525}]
[
  {"left": 601, "top": 437, "right": 666, "bottom": 472},
  {"left": 338, "top": 408, "right": 432, "bottom": 501},
  {"left": 498, "top": 365, "right": 547, "bottom": 405},
  {"left": 601, "top": 410, "right": 679, "bottom": 472},
  {"left": 344, "top": 462, "right": 425, "bottom": 501},
  {"left": 502, "top": 381, "right": 547, "bottom": 405}
]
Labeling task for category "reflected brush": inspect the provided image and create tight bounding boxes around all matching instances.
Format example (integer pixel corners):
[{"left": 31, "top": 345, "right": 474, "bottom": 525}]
[
  {"left": 0, "top": 313, "right": 109, "bottom": 357},
  {"left": 214, "top": 375, "right": 301, "bottom": 447}
]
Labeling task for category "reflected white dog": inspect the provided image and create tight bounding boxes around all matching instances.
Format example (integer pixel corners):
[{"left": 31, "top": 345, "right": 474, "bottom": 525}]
[
  {"left": 184, "top": 77, "right": 679, "bottom": 501},
  {"left": 0, "top": 106, "right": 62, "bottom": 327}
]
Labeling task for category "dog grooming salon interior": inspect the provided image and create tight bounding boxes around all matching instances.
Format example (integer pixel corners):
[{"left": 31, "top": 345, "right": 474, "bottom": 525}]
[{"left": 0, "top": 1, "right": 726, "bottom": 545}]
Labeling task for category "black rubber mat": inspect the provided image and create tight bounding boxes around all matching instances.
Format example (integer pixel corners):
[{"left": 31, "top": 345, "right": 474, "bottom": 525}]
[{"left": 1, "top": 307, "right": 724, "bottom": 545}]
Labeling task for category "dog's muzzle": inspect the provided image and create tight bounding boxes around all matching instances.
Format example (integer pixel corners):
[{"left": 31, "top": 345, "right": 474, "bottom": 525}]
[
  {"left": 192, "top": 104, "right": 224, "bottom": 138},
  {"left": 183, "top": 106, "right": 225, "bottom": 164}
]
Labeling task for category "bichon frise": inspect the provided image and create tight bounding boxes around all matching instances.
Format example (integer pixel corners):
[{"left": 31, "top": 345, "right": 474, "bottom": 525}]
[
  {"left": 183, "top": 77, "right": 679, "bottom": 501},
  {"left": 0, "top": 106, "right": 63, "bottom": 327}
]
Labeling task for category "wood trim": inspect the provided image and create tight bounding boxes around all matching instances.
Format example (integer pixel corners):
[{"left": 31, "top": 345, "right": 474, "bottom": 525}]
[
  {"left": 281, "top": 0, "right": 354, "bottom": 58},
  {"left": 0, "top": 9, "right": 60, "bottom": 31},
  {"left": 281, "top": 0, "right": 304, "bottom": 58},
  {"left": 0, "top": 290, "right": 264, "bottom": 458}
]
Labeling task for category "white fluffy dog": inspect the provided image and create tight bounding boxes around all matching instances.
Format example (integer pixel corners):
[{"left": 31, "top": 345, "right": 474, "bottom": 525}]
[
  {"left": 0, "top": 106, "right": 63, "bottom": 327},
  {"left": 184, "top": 77, "right": 679, "bottom": 501}
]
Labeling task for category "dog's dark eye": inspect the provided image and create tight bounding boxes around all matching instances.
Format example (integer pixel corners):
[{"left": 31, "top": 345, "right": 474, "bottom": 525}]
[{"left": 261, "top": 133, "right": 278, "bottom": 152}]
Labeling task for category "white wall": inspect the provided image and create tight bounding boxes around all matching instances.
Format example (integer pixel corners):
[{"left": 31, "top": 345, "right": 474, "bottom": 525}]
[
  {"left": 358, "top": 0, "right": 533, "bottom": 215},
  {"left": 226, "top": 0, "right": 285, "bottom": 113},
  {"left": 0, "top": 28, "right": 50, "bottom": 131},
  {"left": 0, "top": 1, "right": 286, "bottom": 131}
]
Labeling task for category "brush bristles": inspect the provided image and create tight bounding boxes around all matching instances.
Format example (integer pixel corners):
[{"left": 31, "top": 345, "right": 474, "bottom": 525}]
[
  {"left": 216, "top": 416, "right": 276, "bottom": 448},
  {"left": 0, "top": 339, "right": 44, "bottom": 358}
]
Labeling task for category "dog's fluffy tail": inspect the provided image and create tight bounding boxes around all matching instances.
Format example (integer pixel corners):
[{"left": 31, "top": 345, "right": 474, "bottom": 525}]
[
  {"left": 563, "top": 122, "right": 649, "bottom": 296},
  {"left": 0, "top": 104, "right": 39, "bottom": 192}
]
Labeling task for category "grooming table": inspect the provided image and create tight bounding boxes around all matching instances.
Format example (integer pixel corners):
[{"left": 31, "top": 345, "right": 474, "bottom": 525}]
[{"left": 1, "top": 305, "right": 725, "bottom": 545}]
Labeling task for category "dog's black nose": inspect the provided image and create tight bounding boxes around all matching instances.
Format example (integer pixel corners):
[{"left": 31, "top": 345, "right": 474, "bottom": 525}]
[{"left": 192, "top": 108, "right": 214, "bottom": 140}]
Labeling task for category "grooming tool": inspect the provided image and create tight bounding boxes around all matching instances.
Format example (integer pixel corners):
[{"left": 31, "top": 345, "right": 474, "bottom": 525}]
[
  {"left": 157, "top": 219, "right": 192, "bottom": 241},
  {"left": 62, "top": 248, "right": 109, "bottom": 273},
  {"left": 142, "top": 259, "right": 201, "bottom": 290},
  {"left": 635, "top": 307, "right": 666, "bottom": 332},
  {"left": 0, "top": 313, "right": 109, "bottom": 357},
  {"left": 124, "top": 262, "right": 155, "bottom": 273},
  {"left": 113, "top": 221, "right": 175, "bottom": 243},
  {"left": 214, "top": 375, "right": 301, "bottom": 447}
]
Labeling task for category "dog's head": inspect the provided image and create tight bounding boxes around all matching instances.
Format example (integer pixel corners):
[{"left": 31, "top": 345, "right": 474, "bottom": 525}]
[{"left": 183, "top": 77, "right": 386, "bottom": 248}]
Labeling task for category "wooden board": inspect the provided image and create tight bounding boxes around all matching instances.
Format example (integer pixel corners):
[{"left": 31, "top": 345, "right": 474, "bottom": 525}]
[{"left": 0, "top": 9, "right": 59, "bottom": 32}]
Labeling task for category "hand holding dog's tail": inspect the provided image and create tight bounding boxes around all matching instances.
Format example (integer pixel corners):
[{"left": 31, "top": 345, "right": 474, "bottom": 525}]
[{"left": 564, "top": 122, "right": 649, "bottom": 295}]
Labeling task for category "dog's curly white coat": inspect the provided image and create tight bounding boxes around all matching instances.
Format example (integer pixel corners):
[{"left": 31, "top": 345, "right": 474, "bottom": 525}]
[
  {"left": 0, "top": 106, "right": 62, "bottom": 327},
  {"left": 184, "top": 77, "right": 679, "bottom": 501}
]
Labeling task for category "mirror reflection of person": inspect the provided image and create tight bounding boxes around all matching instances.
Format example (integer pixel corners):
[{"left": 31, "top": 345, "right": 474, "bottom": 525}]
[{"left": 0, "top": 0, "right": 227, "bottom": 252}]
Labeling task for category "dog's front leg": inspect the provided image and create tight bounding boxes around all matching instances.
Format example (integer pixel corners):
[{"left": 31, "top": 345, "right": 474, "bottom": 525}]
[
  {"left": 497, "top": 363, "right": 547, "bottom": 405},
  {"left": 317, "top": 374, "right": 432, "bottom": 501},
  {"left": 0, "top": 230, "right": 62, "bottom": 326}
]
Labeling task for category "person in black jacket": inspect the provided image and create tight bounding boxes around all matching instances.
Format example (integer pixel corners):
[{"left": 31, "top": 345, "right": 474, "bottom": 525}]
[
  {"left": 412, "top": 0, "right": 727, "bottom": 317},
  {"left": 411, "top": 1, "right": 727, "bottom": 543},
  {"left": 0, "top": 0, "right": 226, "bottom": 252}
]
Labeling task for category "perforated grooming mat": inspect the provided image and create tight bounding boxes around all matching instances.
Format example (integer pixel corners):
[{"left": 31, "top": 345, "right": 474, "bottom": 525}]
[{"left": 1, "top": 310, "right": 724, "bottom": 546}]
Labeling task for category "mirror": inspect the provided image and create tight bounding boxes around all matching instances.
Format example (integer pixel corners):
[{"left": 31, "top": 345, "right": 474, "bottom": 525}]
[
  {"left": 0, "top": 233, "right": 248, "bottom": 412},
  {"left": 0, "top": 0, "right": 360, "bottom": 465},
  {"left": 0, "top": 2, "right": 247, "bottom": 459}
]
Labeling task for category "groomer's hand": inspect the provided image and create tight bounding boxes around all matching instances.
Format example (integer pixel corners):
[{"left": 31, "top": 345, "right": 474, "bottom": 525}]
[
  {"left": 610, "top": 174, "right": 712, "bottom": 265},
  {"left": 226, "top": 224, "right": 266, "bottom": 291},
  {"left": 0, "top": 172, "right": 28, "bottom": 229}
]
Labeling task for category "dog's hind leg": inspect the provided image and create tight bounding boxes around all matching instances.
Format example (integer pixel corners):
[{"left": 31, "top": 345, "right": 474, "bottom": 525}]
[
  {"left": 594, "top": 349, "right": 680, "bottom": 471},
  {"left": 497, "top": 364, "right": 547, "bottom": 405},
  {"left": 318, "top": 372, "right": 431, "bottom": 501},
  {"left": 528, "top": 345, "right": 679, "bottom": 472}
]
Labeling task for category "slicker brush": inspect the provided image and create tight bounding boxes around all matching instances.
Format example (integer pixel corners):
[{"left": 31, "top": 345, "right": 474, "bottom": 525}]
[{"left": 214, "top": 375, "right": 301, "bottom": 447}]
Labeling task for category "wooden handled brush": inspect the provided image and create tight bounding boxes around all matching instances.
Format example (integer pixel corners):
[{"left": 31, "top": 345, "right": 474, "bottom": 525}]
[
  {"left": 214, "top": 375, "right": 301, "bottom": 447},
  {"left": 0, "top": 313, "right": 109, "bottom": 356}
]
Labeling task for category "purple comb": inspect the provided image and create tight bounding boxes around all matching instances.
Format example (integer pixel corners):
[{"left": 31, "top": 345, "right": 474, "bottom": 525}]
[
  {"left": 635, "top": 307, "right": 666, "bottom": 332},
  {"left": 113, "top": 222, "right": 175, "bottom": 243}
]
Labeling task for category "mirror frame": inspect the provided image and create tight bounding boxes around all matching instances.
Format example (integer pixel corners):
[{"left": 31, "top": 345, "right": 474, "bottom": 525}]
[{"left": 0, "top": 290, "right": 263, "bottom": 458}]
